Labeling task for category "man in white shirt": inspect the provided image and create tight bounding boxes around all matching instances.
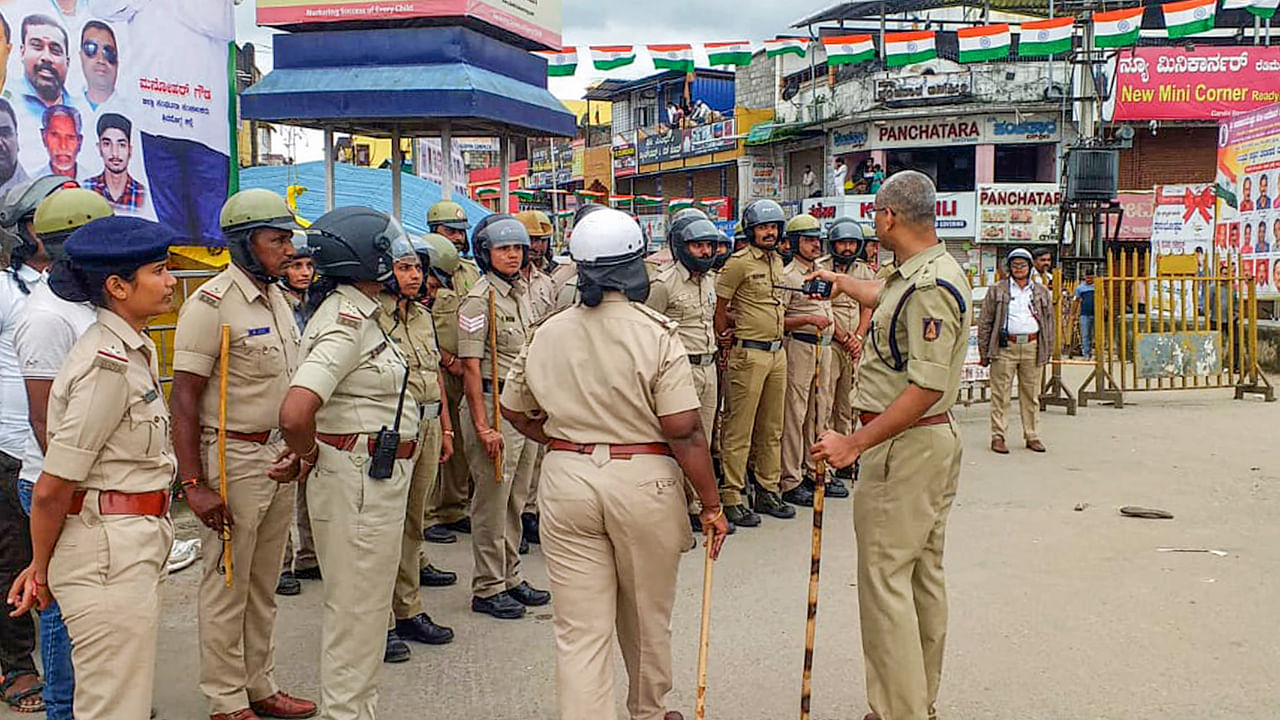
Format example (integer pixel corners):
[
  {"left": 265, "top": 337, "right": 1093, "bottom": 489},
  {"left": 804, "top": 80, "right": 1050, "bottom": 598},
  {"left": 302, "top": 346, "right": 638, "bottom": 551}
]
[
  {"left": 831, "top": 157, "right": 848, "bottom": 196},
  {"left": 977, "top": 248, "right": 1054, "bottom": 454}
]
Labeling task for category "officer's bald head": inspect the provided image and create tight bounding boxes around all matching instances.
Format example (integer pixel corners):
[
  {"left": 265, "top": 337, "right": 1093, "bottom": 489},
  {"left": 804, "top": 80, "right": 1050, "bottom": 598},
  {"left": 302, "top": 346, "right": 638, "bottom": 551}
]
[{"left": 876, "top": 171, "right": 936, "bottom": 229}]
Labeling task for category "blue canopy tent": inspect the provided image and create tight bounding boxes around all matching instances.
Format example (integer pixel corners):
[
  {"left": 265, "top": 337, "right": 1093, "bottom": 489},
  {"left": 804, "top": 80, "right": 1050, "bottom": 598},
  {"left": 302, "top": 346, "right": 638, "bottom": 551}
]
[
  {"left": 240, "top": 162, "right": 491, "bottom": 234},
  {"left": 241, "top": 25, "right": 575, "bottom": 222}
]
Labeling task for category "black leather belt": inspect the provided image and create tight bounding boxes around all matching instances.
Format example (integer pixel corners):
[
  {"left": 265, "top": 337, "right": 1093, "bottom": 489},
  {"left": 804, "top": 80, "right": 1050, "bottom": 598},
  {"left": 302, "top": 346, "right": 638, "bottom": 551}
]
[
  {"left": 688, "top": 353, "right": 717, "bottom": 367},
  {"left": 787, "top": 332, "right": 832, "bottom": 346},
  {"left": 481, "top": 378, "right": 505, "bottom": 393},
  {"left": 735, "top": 339, "right": 783, "bottom": 352},
  {"left": 419, "top": 401, "right": 442, "bottom": 420}
]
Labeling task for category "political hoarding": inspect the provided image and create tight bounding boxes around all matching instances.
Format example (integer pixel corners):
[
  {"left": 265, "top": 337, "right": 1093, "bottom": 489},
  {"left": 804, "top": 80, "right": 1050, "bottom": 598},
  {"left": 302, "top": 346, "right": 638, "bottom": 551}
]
[
  {"left": 0, "top": 0, "right": 234, "bottom": 246},
  {"left": 256, "top": 0, "right": 563, "bottom": 49},
  {"left": 1149, "top": 183, "right": 1216, "bottom": 315},
  {"left": 1216, "top": 103, "right": 1280, "bottom": 299}
]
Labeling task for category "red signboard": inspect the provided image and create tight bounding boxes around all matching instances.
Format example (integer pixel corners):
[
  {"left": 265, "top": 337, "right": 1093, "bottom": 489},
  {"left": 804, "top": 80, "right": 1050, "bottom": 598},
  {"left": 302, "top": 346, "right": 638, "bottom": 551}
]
[
  {"left": 1109, "top": 46, "right": 1280, "bottom": 121},
  {"left": 1114, "top": 192, "right": 1155, "bottom": 240}
]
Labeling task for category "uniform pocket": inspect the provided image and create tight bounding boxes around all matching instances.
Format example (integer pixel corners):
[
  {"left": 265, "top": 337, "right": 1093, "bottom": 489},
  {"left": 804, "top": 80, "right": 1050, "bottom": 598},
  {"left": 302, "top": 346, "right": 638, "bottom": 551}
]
[
  {"left": 235, "top": 335, "right": 286, "bottom": 378},
  {"left": 124, "top": 398, "right": 169, "bottom": 457}
]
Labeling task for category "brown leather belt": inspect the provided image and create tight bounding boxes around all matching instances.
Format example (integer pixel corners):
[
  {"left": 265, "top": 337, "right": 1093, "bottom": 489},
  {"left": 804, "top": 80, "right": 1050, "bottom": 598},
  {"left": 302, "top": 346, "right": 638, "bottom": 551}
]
[
  {"left": 1007, "top": 332, "right": 1038, "bottom": 344},
  {"left": 317, "top": 433, "right": 418, "bottom": 459},
  {"left": 226, "top": 430, "right": 272, "bottom": 444},
  {"left": 859, "top": 412, "right": 952, "bottom": 428},
  {"left": 68, "top": 489, "right": 171, "bottom": 516},
  {"left": 547, "top": 439, "right": 674, "bottom": 460}
]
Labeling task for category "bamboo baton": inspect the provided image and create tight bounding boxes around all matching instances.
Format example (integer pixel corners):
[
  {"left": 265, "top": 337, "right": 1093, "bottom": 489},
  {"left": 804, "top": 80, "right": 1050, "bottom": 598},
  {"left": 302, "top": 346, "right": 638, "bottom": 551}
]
[
  {"left": 217, "top": 323, "right": 233, "bottom": 588},
  {"left": 488, "top": 286, "right": 503, "bottom": 481},
  {"left": 799, "top": 345, "right": 826, "bottom": 720},
  {"left": 695, "top": 525, "right": 715, "bottom": 720}
]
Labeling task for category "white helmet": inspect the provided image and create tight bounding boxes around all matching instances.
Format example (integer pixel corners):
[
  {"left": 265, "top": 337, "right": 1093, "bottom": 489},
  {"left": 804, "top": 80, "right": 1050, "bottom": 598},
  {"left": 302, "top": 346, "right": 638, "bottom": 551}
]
[
  {"left": 1007, "top": 247, "right": 1033, "bottom": 267},
  {"left": 568, "top": 207, "right": 645, "bottom": 266}
]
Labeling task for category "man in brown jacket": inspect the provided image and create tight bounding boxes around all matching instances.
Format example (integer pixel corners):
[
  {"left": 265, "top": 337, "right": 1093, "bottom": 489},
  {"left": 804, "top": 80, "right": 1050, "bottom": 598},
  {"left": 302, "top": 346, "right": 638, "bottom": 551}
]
[{"left": 978, "top": 248, "right": 1053, "bottom": 453}]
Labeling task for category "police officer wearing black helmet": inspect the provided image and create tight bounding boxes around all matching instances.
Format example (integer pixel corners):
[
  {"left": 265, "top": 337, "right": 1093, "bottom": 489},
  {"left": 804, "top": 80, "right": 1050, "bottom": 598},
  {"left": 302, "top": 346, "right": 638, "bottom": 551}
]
[
  {"left": 455, "top": 213, "right": 551, "bottom": 620},
  {"left": 278, "top": 207, "right": 422, "bottom": 719}
]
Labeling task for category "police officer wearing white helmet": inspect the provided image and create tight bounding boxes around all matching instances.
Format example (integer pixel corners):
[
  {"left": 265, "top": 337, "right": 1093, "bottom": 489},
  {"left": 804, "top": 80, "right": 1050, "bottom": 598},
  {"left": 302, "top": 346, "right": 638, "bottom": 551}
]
[{"left": 501, "top": 207, "right": 729, "bottom": 720}]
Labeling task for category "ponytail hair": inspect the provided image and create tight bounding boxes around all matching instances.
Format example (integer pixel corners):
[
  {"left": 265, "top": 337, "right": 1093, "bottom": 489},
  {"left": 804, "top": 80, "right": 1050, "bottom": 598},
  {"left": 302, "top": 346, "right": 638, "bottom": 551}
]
[
  {"left": 303, "top": 275, "right": 341, "bottom": 318},
  {"left": 48, "top": 257, "right": 137, "bottom": 307}
]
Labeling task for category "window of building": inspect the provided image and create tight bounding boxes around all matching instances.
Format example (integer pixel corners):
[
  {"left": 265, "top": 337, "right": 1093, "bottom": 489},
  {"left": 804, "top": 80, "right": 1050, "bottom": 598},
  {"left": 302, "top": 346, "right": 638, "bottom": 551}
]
[
  {"left": 995, "top": 143, "right": 1056, "bottom": 183},
  {"left": 886, "top": 146, "right": 976, "bottom": 191}
]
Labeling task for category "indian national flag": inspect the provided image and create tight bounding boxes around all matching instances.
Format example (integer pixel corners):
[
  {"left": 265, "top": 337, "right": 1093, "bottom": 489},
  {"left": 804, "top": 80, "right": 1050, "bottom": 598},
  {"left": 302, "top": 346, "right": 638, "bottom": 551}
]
[
  {"left": 706, "top": 41, "right": 753, "bottom": 67},
  {"left": 957, "top": 24, "right": 1011, "bottom": 63},
  {"left": 765, "top": 38, "right": 809, "bottom": 58},
  {"left": 1093, "top": 7, "right": 1144, "bottom": 48},
  {"left": 514, "top": 189, "right": 538, "bottom": 201},
  {"left": 590, "top": 45, "right": 636, "bottom": 71},
  {"left": 1162, "top": 0, "right": 1218, "bottom": 38},
  {"left": 535, "top": 48, "right": 578, "bottom": 76},
  {"left": 1018, "top": 17, "right": 1074, "bottom": 56},
  {"left": 822, "top": 34, "right": 875, "bottom": 66},
  {"left": 884, "top": 31, "right": 937, "bottom": 67},
  {"left": 668, "top": 198, "right": 696, "bottom": 211},
  {"left": 1223, "top": 0, "right": 1278, "bottom": 18},
  {"left": 476, "top": 187, "right": 499, "bottom": 199},
  {"left": 635, "top": 195, "right": 664, "bottom": 206},
  {"left": 648, "top": 44, "right": 695, "bottom": 72}
]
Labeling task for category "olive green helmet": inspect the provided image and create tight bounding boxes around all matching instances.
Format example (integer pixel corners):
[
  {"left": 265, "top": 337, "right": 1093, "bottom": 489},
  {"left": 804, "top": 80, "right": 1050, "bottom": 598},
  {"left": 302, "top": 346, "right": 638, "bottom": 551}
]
[
  {"left": 427, "top": 200, "right": 470, "bottom": 231},
  {"left": 733, "top": 221, "right": 746, "bottom": 242},
  {"left": 785, "top": 213, "right": 822, "bottom": 238},
  {"left": 220, "top": 189, "right": 299, "bottom": 235},
  {"left": 33, "top": 188, "right": 113, "bottom": 242},
  {"left": 423, "top": 232, "right": 460, "bottom": 288}
]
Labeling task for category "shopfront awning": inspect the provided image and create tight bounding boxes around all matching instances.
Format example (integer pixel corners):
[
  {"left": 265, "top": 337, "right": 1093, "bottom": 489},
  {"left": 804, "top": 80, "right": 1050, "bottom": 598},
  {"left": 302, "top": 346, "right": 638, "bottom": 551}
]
[{"left": 745, "top": 120, "right": 826, "bottom": 147}]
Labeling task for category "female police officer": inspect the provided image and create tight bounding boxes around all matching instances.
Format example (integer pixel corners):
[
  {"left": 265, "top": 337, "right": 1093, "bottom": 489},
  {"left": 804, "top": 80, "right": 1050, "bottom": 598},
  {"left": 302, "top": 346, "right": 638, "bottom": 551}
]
[
  {"left": 278, "top": 207, "right": 419, "bottom": 720},
  {"left": 7, "top": 216, "right": 178, "bottom": 720}
]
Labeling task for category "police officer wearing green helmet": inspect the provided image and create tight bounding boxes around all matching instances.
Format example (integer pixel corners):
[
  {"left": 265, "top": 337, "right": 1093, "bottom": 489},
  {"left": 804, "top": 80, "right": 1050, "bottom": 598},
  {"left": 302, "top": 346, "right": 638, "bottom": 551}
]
[{"left": 427, "top": 200, "right": 480, "bottom": 294}]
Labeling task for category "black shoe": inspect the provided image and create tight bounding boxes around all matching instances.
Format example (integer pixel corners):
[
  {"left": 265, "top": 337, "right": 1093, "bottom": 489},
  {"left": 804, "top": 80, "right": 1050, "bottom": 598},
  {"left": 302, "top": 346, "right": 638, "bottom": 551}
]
[
  {"left": 395, "top": 613, "right": 454, "bottom": 645},
  {"left": 781, "top": 482, "right": 815, "bottom": 507},
  {"left": 275, "top": 571, "right": 301, "bottom": 596},
  {"left": 825, "top": 477, "right": 850, "bottom": 499},
  {"left": 691, "top": 513, "right": 736, "bottom": 535},
  {"left": 384, "top": 630, "right": 411, "bottom": 663},
  {"left": 508, "top": 580, "right": 551, "bottom": 606},
  {"left": 833, "top": 465, "right": 854, "bottom": 481},
  {"left": 293, "top": 566, "right": 322, "bottom": 580},
  {"left": 521, "top": 512, "right": 541, "bottom": 545},
  {"left": 754, "top": 491, "right": 797, "bottom": 519},
  {"left": 724, "top": 504, "right": 761, "bottom": 528},
  {"left": 419, "top": 564, "right": 457, "bottom": 587},
  {"left": 424, "top": 524, "right": 458, "bottom": 544},
  {"left": 519, "top": 536, "right": 529, "bottom": 555},
  {"left": 443, "top": 517, "right": 472, "bottom": 534},
  {"left": 472, "top": 591, "right": 526, "bottom": 619}
]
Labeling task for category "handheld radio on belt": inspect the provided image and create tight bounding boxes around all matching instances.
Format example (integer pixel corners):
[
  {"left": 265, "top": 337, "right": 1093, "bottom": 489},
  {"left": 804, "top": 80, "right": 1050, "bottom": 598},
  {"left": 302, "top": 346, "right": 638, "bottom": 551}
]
[{"left": 369, "top": 332, "right": 410, "bottom": 480}]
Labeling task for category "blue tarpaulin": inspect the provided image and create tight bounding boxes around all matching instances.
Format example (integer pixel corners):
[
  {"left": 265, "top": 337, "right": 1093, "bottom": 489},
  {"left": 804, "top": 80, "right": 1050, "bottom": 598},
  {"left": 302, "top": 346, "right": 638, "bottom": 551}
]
[{"left": 240, "top": 162, "right": 490, "bottom": 234}]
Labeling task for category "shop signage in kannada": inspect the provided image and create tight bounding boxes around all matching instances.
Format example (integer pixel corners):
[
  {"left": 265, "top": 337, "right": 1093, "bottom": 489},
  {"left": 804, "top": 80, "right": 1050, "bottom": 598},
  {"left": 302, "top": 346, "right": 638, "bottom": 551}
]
[
  {"left": 874, "top": 72, "right": 973, "bottom": 106},
  {"left": 802, "top": 193, "right": 976, "bottom": 238},
  {"left": 637, "top": 119, "right": 739, "bottom": 166},
  {"left": 1109, "top": 46, "right": 1280, "bottom": 122},
  {"left": 850, "top": 113, "right": 1061, "bottom": 149}
]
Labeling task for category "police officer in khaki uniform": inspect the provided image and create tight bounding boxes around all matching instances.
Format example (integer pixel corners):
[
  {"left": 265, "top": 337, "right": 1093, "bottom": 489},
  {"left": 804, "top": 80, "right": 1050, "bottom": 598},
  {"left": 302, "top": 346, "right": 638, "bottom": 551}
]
[
  {"left": 810, "top": 171, "right": 971, "bottom": 720},
  {"left": 550, "top": 204, "right": 607, "bottom": 313},
  {"left": 279, "top": 208, "right": 421, "bottom": 720},
  {"left": 777, "top": 213, "right": 834, "bottom": 508},
  {"left": 7, "top": 217, "right": 178, "bottom": 720},
  {"left": 428, "top": 201, "right": 480, "bottom": 294},
  {"left": 647, "top": 211, "right": 720, "bottom": 530},
  {"left": 822, "top": 218, "right": 877, "bottom": 497},
  {"left": 513, "top": 211, "right": 556, "bottom": 549},
  {"left": 170, "top": 190, "right": 318, "bottom": 720},
  {"left": 456, "top": 214, "right": 551, "bottom": 619},
  {"left": 714, "top": 199, "right": 794, "bottom": 527},
  {"left": 499, "top": 208, "right": 730, "bottom": 720}
]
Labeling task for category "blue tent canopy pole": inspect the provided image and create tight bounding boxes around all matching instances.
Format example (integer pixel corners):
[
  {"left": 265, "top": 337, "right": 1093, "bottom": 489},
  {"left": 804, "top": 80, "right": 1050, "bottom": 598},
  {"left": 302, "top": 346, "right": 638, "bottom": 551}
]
[
  {"left": 392, "top": 127, "right": 403, "bottom": 223},
  {"left": 500, "top": 134, "right": 511, "bottom": 216},
  {"left": 324, "top": 125, "right": 335, "bottom": 212},
  {"left": 442, "top": 122, "right": 454, "bottom": 202}
]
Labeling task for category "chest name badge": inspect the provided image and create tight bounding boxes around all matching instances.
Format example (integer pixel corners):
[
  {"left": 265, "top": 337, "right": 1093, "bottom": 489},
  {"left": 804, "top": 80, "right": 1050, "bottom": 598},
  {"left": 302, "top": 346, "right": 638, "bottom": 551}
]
[
  {"left": 248, "top": 327, "right": 271, "bottom": 337},
  {"left": 922, "top": 318, "right": 942, "bottom": 342},
  {"left": 142, "top": 389, "right": 159, "bottom": 403}
]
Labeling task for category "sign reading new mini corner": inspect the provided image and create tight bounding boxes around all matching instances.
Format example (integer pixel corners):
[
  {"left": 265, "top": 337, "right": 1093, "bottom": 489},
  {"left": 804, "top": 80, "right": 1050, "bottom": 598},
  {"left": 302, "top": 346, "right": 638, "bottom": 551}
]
[{"left": 256, "top": 0, "right": 563, "bottom": 49}]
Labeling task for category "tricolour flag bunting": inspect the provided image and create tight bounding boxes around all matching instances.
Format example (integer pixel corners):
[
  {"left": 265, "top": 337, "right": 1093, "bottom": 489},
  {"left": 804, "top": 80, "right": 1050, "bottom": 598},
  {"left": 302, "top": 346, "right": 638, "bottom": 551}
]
[
  {"left": 648, "top": 44, "right": 695, "bottom": 72},
  {"left": 822, "top": 34, "right": 876, "bottom": 66},
  {"left": 1225, "top": 0, "right": 1279, "bottom": 17},
  {"left": 957, "top": 24, "right": 1011, "bottom": 63},
  {"left": 706, "top": 41, "right": 753, "bottom": 67},
  {"left": 1162, "top": 0, "right": 1218, "bottom": 38},
  {"left": 535, "top": 49, "right": 578, "bottom": 76},
  {"left": 765, "top": 37, "right": 808, "bottom": 58},
  {"left": 590, "top": 45, "right": 636, "bottom": 71},
  {"left": 668, "top": 197, "right": 696, "bottom": 211},
  {"left": 884, "top": 30, "right": 937, "bottom": 67},
  {"left": 1018, "top": 17, "right": 1074, "bottom": 56},
  {"left": 1093, "top": 7, "right": 1145, "bottom": 48}
]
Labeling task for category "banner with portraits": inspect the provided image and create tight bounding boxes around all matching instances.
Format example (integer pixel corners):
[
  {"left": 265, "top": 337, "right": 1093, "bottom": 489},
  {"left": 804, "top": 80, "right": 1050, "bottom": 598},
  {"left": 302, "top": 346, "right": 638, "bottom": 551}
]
[
  {"left": 1216, "top": 104, "right": 1280, "bottom": 300},
  {"left": 0, "top": 0, "right": 233, "bottom": 246}
]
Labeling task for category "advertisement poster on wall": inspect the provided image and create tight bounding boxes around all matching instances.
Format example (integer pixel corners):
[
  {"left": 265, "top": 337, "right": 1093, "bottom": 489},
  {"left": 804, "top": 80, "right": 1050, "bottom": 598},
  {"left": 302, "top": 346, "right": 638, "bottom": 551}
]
[
  {"left": 802, "top": 192, "right": 976, "bottom": 237},
  {"left": 0, "top": 0, "right": 234, "bottom": 245},
  {"left": 975, "top": 184, "right": 1061, "bottom": 245},
  {"left": 1106, "top": 46, "right": 1280, "bottom": 122},
  {"left": 611, "top": 132, "right": 636, "bottom": 178},
  {"left": 1215, "top": 103, "right": 1280, "bottom": 299},
  {"left": 749, "top": 158, "right": 781, "bottom": 200},
  {"left": 1149, "top": 183, "right": 1216, "bottom": 314}
]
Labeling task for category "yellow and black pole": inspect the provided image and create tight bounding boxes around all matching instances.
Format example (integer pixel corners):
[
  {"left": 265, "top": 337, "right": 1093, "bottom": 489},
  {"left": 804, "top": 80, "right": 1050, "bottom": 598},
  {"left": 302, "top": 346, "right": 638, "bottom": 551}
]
[
  {"left": 799, "top": 347, "right": 826, "bottom": 720},
  {"left": 217, "top": 323, "right": 233, "bottom": 588}
]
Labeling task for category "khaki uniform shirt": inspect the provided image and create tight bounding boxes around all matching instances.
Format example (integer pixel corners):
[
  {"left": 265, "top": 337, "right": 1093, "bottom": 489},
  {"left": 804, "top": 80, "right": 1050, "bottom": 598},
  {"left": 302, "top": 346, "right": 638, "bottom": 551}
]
[
  {"left": 377, "top": 295, "right": 441, "bottom": 406},
  {"left": 646, "top": 262, "right": 716, "bottom": 355},
  {"left": 831, "top": 259, "right": 876, "bottom": 336},
  {"left": 291, "top": 285, "right": 419, "bottom": 437},
  {"left": 550, "top": 261, "right": 576, "bottom": 292},
  {"left": 172, "top": 264, "right": 301, "bottom": 432},
  {"left": 502, "top": 294, "right": 700, "bottom": 444},
  {"left": 525, "top": 266, "right": 556, "bottom": 323},
  {"left": 715, "top": 245, "right": 785, "bottom": 342},
  {"left": 455, "top": 258, "right": 482, "bottom": 295},
  {"left": 782, "top": 256, "right": 834, "bottom": 339},
  {"left": 456, "top": 274, "right": 531, "bottom": 380},
  {"left": 43, "top": 309, "right": 174, "bottom": 492},
  {"left": 854, "top": 244, "right": 972, "bottom": 417},
  {"left": 432, "top": 288, "right": 461, "bottom": 356}
]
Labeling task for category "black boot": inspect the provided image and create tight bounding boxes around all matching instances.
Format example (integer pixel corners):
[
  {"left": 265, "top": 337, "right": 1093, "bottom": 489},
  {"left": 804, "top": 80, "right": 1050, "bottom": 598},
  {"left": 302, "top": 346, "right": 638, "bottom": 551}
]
[
  {"left": 521, "top": 512, "right": 541, "bottom": 545},
  {"left": 724, "top": 504, "right": 761, "bottom": 528},
  {"left": 395, "top": 613, "right": 454, "bottom": 645},
  {"left": 781, "top": 480, "right": 815, "bottom": 507},
  {"left": 754, "top": 490, "right": 797, "bottom": 519},
  {"left": 472, "top": 591, "right": 526, "bottom": 619},
  {"left": 384, "top": 630, "right": 411, "bottom": 663},
  {"left": 419, "top": 564, "right": 457, "bottom": 587},
  {"left": 508, "top": 580, "right": 551, "bottom": 606},
  {"left": 275, "top": 571, "right": 300, "bottom": 596}
]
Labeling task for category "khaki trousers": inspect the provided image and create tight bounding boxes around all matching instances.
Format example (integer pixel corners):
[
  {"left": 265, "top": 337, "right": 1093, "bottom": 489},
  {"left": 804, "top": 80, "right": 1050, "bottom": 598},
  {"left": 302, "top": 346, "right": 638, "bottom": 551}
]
[
  {"left": 989, "top": 340, "right": 1042, "bottom": 442},
  {"left": 522, "top": 444, "right": 546, "bottom": 516},
  {"left": 780, "top": 340, "right": 835, "bottom": 490},
  {"left": 720, "top": 345, "right": 786, "bottom": 505},
  {"left": 391, "top": 417, "right": 442, "bottom": 622},
  {"left": 683, "top": 363, "right": 718, "bottom": 513},
  {"left": 828, "top": 346, "right": 856, "bottom": 436},
  {"left": 281, "top": 480, "right": 317, "bottom": 573},
  {"left": 426, "top": 372, "right": 471, "bottom": 527},
  {"left": 48, "top": 502, "right": 173, "bottom": 720},
  {"left": 540, "top": 451, "right": 692, "bottom": 720},
  {"left": 198, "top": 436, "right": 296, "bottom": 714},
  {"left": 461, "top": 392, "right": 537, "bottom": 597},
  {"left": 308, "top": 443, "right": 413, "bottom": 720},
  {"left": 854, "top": 422, "right": 961, "bottom": 720}
]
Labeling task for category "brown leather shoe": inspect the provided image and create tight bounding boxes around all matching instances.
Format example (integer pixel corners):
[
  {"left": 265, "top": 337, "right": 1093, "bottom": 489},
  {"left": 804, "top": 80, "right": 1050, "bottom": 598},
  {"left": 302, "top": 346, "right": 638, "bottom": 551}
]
[
  {"left": 991, "top": 437, "right": 1009, "bottom": 454},
  {"left": 1026, "top": 439, "right": 1047, "bottom": 453},
  {"left": 250, "top": 692, "right": 318, "bottom": 719},
  {"left": 211, "top": 711, "right": 260, "bottom": 720}
]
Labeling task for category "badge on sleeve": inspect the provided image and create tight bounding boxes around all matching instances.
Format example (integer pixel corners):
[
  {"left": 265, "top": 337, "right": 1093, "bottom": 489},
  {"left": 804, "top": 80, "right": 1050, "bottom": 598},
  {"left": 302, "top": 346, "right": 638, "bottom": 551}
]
[
  {"left": 459, "top": 314, "right": 486, "bottom": 334},
  {"left": 337, "top": 312, "right": 362, "bottom": 329},
  {"left": 922, "top": 317, "right": 942, "bottom": 342}
]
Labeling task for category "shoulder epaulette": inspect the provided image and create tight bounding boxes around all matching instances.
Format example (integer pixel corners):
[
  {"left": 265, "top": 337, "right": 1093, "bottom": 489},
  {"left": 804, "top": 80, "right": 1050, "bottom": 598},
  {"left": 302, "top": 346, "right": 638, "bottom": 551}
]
[
  {"left": 92, "top": 347, "right": 129, "bottom": 373},
  {"left": 197, "top": 286, "right": 223, "bottom": 308},
  {"left": 631, "top": 302, "right": 680, "bottom": 333},
  {"left": 914, "top": 263, "right": 938, "bottom": 291},
  {"left": 336, "top": 298, "right": 363, "bottom": 329}
]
